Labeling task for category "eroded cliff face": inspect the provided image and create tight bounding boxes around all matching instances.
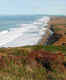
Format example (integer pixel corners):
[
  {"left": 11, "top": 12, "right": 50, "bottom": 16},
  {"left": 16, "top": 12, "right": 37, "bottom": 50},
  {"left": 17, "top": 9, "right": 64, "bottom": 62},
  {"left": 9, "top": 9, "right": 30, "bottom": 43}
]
[{"left": 45, "top": 17, "right": 66, "bottom": 46}]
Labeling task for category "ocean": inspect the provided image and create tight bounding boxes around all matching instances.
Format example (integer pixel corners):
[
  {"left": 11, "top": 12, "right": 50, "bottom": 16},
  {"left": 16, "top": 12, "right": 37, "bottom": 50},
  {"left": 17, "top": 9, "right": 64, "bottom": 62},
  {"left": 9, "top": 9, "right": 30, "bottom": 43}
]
[{"left": 0, "top": 15, "right": 50, "bottom": 47}]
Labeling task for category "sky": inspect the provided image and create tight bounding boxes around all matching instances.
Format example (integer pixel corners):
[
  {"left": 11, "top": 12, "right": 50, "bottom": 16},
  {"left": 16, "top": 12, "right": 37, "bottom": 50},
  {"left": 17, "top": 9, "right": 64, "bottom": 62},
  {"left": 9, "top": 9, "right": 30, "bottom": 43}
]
[{"left": 0, "top": 0, "right": 66, "bottom": 15}]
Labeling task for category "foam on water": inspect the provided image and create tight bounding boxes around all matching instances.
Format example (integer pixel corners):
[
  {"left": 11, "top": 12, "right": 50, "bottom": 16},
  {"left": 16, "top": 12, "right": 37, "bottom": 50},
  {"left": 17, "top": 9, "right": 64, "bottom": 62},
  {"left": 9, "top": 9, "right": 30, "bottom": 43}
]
[{"left": 0, "top": 16, "right": 50, "bottom": 47}]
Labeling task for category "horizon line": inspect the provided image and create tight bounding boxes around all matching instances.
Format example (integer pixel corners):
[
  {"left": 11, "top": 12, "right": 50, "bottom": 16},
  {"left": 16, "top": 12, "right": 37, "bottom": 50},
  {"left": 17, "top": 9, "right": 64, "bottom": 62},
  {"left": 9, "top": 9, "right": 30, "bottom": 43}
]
[{"left": 0, "top": 14, "right": 65, "bottom": 16}]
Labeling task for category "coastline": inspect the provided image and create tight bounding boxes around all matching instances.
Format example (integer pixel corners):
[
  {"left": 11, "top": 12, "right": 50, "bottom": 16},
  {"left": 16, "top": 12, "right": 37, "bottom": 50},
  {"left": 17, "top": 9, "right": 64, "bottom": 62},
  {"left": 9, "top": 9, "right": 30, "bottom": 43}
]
[
  {"left": 0, "top": 17, "right": 65, "bottom": 80},
  {"left": 0, "top": 16, "right": 51, "bottom": 48},
  {"left": 40, "top": 16, "right": 66, "bottom": 46},
  {"left": 0, "top": 16, "right": 65, "bottom": 48},
  {"left": 39, "top": 18, "right": 53, "bottom": 45}
]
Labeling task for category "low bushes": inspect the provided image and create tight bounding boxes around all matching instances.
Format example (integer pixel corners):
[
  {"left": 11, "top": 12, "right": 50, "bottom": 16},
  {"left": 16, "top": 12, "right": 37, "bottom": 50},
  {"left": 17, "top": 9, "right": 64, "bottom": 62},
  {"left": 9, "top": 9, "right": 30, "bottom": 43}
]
[{"left": 0, "top": 49, "right": 64, "bottom": 80}]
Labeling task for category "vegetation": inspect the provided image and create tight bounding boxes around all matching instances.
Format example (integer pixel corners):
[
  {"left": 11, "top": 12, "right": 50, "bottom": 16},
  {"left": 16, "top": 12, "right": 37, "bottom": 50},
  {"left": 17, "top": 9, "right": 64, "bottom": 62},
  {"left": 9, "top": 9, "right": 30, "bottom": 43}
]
[
  {"left": 0, "top": 45, "right": 66, "bottom": 55},
  {"left": 54, "top": 28, "right": 64, "bottom": 31},
  {"left": 0, "top": 21, "right": 65, "bottom": 79},
  {"left": 0, "top": 45, "right": 65, "bottom": 80}
]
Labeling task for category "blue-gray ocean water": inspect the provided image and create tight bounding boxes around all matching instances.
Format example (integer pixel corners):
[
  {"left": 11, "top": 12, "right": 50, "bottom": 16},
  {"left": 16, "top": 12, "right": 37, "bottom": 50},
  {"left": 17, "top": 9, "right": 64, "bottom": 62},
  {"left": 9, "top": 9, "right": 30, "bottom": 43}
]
[
  {"left": 0, "top": 15, "right": 44, "bottom": 31},
  {"left": 0, "top": 15, "right": 50, "bottom": 47}
]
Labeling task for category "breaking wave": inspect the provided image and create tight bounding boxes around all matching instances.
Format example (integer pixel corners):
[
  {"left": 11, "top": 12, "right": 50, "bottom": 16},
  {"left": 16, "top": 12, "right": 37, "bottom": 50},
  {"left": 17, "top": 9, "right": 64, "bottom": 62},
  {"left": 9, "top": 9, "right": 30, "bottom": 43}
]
[{"left": 0, "top": 16, "right": 50, "bottom": 47}]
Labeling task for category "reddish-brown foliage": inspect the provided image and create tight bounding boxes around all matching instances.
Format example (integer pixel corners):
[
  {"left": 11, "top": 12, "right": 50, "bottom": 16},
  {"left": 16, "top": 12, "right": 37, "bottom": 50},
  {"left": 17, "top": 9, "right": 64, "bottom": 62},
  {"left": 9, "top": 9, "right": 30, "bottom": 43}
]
[
  {"left": 28, "top": 50, "right": 64, "bottom": 62},
  {"left": 27, "top": 50, "right": 64, "bottom": 71},
  {"left": 0, "top": 50, "right": 64, "bottom": 72}
]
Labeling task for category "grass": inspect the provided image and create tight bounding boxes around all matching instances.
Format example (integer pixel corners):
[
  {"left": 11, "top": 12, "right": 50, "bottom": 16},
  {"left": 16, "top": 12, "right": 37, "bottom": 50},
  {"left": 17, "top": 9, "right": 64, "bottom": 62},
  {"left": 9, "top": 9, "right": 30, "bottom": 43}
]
[
  {"left": 43, "top": 45, "right": 66, "bottom": 54},
  {"left": 0, "top": 45, "right": 65, "bottom": 80},
  {"left": 0, "top": 57, "right": 47, "bottom": 80},
  {"left": 0, "top": 45, "right": 66, "bottom": 55},
  {"left": 54, "top": 28, "right": 64, "bottom": 31},
  {"left": 54, "top": 24, "right": 66, "bottom": 26},
  {"left": 23, "top": 45, "right": 66, "bottom": 54}
]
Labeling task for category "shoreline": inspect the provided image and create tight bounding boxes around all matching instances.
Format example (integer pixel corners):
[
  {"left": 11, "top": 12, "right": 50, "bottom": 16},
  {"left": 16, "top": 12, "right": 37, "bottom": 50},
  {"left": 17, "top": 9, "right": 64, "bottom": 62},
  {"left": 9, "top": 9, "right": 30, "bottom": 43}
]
[
  {"left": 39, "top": 18, "right": 53, "bottom": 45},
  {"left": 40, "top": 16, "right": 66, "bottom": 46},
  {"left": 0, "top": 16, "right": 51, "bottom": 48},
  {"left": 0, "top": 16, "right": 65, "bottom": 48}
]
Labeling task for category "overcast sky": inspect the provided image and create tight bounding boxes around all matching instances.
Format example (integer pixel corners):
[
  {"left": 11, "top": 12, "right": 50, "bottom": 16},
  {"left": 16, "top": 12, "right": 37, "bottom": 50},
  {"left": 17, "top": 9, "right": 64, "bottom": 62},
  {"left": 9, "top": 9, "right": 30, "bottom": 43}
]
[{"left": 0, "top": 0, "right": 66, "bottom": 15}]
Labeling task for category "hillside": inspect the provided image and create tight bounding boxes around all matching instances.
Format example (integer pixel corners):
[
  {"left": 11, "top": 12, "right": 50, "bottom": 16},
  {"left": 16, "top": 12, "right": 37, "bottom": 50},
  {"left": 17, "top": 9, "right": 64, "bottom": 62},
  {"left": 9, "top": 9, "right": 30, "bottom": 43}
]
[
  {"left": 0, "top": 17, "right": 65, "bottom": 80},
  {"left": 0, "top": 45, "right": 65, "bottom": 80}
]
